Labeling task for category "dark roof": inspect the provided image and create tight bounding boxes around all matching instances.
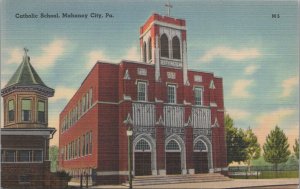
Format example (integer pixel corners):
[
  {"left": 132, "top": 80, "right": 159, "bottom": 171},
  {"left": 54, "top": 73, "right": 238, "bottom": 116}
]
[
  {"left": 5, "top": 55, "right": 46, "bottom": 87},
  {"left": 1, "top": 54, "right": 54, "bottom": 97}
]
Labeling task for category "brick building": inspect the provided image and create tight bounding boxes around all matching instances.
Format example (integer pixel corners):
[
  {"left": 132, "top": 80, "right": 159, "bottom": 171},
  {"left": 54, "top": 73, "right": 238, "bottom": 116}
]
[
  {"left": 1, "top": 51, "right": 56, "bottom": 188},
  {"left": 58, "top": 13, "right": 227, "bottom": 185}
]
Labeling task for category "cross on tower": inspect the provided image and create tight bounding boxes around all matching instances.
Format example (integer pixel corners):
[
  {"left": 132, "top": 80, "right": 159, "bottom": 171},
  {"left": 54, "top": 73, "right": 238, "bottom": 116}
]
[
  {"left": 24, "top": 47, "right": 29, "bottom": 56},
  {"left": 165, "top": 1, "right": 173, "bottom": 16}
]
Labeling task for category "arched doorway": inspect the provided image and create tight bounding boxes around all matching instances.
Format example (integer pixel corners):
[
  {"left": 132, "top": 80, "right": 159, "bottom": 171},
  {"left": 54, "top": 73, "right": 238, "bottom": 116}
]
[
  {"left": 193, "top": 138, "right": 210, "bottom": 173},
  {"left": 165, "top": 138, "right": 183, "bottom": 175},
  {"left": 134, "top": 138, "right": 152, "bottom": 176}
]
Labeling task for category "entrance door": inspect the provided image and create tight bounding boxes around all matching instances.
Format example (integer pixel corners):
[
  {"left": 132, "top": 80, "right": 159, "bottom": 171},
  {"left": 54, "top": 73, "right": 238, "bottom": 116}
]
[
  {"left": 166, "top": 152, "right": 181, "bottom": 174},
  {"left": 193, "top": 152, "right": 208, "bottom": 173},
  {"left": 135, "top": 152, "right": 152, "bottom": 176}
]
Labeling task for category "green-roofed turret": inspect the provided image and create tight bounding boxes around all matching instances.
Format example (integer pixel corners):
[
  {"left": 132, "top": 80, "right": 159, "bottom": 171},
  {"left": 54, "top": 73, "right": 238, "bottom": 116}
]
[{"left": 1, "top": 49, "right": 54, "bottom": 97}]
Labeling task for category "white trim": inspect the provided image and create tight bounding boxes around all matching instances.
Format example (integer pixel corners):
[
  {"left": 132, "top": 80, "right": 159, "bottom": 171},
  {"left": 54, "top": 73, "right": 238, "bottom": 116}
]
[
  {"left": 97, "top": 101, "right": 118, "bottom": 105},
  {"left": 96, "top": 171, "right": 128, "bottom": 176},
  {"left": 140, "top": 20, "right": 186, "bottom": 38},
  {"left": 134, "top": 138, "right": 152, "bottom": 152},
  {"left": 166, "top": 84, "right": 177, "bottom": 104},
  {"left": 133, "top": 134, "right": 157, "bottom": 175},
  {"left": 193, "top": 139, "right": 208, "bottom": 152},
  {"left": 1, "top": 129, "right": 55, "bottom": 136},
  {"left": 210, "top": 102, "right": 217, "bottom": 107},
  {"left": 194, "top": 135, "right": 213, "bottom": 170},
  {"left": 165, "top": 134, "right": 186, "bottom": 171},
  {"left": 137, "top": 81, "right": 148, "bottom": 102}
]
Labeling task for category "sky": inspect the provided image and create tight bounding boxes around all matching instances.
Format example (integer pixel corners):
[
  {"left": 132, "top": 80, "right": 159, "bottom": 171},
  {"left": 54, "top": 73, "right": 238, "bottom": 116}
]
[{"left": 1, "top": 0, "right": 299, "bottom": 149}]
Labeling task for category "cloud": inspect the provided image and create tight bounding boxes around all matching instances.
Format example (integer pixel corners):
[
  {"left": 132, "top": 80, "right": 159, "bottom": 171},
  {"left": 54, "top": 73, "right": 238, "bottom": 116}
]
[
  {"left": 280, "top": 76, "right": 299, "bottom": 98},
  {"left": 244, "top": 64, "right": 259, "bottom": 75},
  {"left": 226, "top": 108, "right": 250, "bottom": 120},
  {"left": 122, "top": 46, "right": 140, "bottom": 61},
  {"left": 231, "top": 79, "right": 254, "bottom": 98},
  {"left": 253, "top": 108, "right": 296, "bottom": 146},
  {"left": 50, "top": 86, "right": 77, "bottom": 102},
  {"left": 85, "top": 45, "right": 140, "bottom": 68},
  {"left": 32, "top": 39, "right": 68, "bottom": 69},
  {"left": 85, "top": 50, "right": 110, "bottom": 68},
  {"left": 199, "top": 46, "right": 261, "bottom": 63},
  {"left": 5, "top": 48, "right": 24, "bottom": 65}
]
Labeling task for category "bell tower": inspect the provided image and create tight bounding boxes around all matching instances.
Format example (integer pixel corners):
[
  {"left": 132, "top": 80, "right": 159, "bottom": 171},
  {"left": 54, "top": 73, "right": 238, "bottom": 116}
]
[
  {"left": 1, "top": 48, "right": 55, "bottom": 128},
  {"left": 139, "top": 13, "right": 188, "bottom": 85}
]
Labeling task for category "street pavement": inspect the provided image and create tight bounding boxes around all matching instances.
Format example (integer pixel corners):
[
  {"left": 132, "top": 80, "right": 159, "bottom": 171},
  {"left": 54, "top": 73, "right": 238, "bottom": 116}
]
[{"left": 69, "top": 178, "right": 299, "bottom": 188}]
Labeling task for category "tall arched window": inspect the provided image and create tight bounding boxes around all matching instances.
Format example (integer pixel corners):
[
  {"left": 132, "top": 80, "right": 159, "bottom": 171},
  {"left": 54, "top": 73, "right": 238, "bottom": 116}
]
[
  {"left": 160, "top": 34, "right": 169, "bottom": 58},
  {"left": 143, "top": 42, "right": 147, "bottom": 62},
  {"left": 148, "top": 38, "right": 152, "bottom": 61},
  {"left": 172, "top": 36, "right": 181, "bottom": 59}
]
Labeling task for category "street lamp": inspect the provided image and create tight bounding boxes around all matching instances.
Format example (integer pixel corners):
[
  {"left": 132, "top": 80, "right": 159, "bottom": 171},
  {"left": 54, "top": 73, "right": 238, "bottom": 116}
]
[
  {"left": 124, "top": 113, "right": 133, "bottom": 189},
  {"left": 126, "top": 126, "right": 133, "bottom": 189}
]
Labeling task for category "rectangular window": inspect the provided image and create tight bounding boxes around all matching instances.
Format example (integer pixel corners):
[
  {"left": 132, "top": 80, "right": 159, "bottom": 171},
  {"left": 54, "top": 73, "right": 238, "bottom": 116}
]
[
  {"left": 82, "top": 96, "right": 86, "bottom": 113},
  {"left": 195, "top": 87, "right": 203, "bottom": 106},
  {"left": 137, "top": 82, "right": 147, "bottom": 101},
  {"left": 38, "top": 101, "right": 45, "bottom": 123},
  {"left": 64, "top": 146, "right": 67, "bottom": 160},
  {"left": 82, "top": 135, "right": 85, "bottom": 156},
  {"left": 33, "top": 150, "right": 43, "bottom": 161},
  {"left": 167, "top": 85, "right": 176, "bottom": 104},
  {"left": 8, "top": 100, "right": 15, "bottom": 122},
  {"left": 89, "top": 88, "right": 93, "bottom": 108},
  {"left": 21, "top": 99, "right": 32, "bottom": 121},
  {"left": 86, "top": 93, "right": 89, "bottom": 110},
  {"left": 89, "top": 132, "right": 92, "bottom": 154},
  {"left": 19, "top": 150, "right": 31, "bottom": 162},
  {"left": 85, "top": 133, "right": 89, "bottom": 155}
]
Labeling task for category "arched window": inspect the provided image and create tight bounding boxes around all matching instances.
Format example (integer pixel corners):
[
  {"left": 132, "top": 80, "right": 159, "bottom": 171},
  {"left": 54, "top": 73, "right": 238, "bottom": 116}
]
[
  {"left": 166, "top": 139, "right": 180, "bottom": 151},
  {"left": 143, "top": 42, "right": 147, "bottom": 62},
  {"left": 194, "top": 140, "right": 207, "bottom": 152},
  {"left": 172, "top": 36, "right": 181, "bottom": 59},
  {"left": 148, "top": 38, "right": 152, "bottom": 61},
  {"left": 160, "top": 34, "right": 169, "bottom": 58},
  {"left": 135, "top": 139, "right": 151, "bottom": 151}
]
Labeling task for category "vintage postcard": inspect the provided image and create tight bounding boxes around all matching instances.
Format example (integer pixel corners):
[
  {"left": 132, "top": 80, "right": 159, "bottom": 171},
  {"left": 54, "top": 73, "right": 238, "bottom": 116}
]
[{"left": 1, "top": 0, "right": 299, "bottom": 188}]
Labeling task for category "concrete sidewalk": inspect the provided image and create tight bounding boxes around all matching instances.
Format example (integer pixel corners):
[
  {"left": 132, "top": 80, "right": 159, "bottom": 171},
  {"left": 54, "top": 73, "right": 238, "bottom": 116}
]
[{"left": 69, "top": 178, "right": 299, "bottom": 188}]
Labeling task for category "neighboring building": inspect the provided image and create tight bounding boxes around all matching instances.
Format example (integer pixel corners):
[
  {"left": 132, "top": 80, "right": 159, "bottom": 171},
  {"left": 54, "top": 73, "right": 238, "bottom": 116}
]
[
  {"left": 58, "top": 13, "right": 227, "bottom": 185},
  {"left": 1, "top": 50, "right": 56, "bottom": 189}
]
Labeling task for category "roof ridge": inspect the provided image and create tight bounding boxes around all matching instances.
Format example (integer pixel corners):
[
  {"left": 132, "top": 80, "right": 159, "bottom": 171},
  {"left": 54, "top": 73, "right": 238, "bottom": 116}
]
[
  {"left": 16, "top": 57, "right": 26, "bottom": 84},
  {"left": 26, "top": 56, "right": 37, "bottom": 84}
]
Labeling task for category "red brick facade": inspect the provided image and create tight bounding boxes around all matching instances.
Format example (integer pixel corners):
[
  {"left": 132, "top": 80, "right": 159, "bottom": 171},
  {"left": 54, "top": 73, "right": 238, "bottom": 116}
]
[{"left": 59, "top": 13, "right": 227, "bottom": 185}]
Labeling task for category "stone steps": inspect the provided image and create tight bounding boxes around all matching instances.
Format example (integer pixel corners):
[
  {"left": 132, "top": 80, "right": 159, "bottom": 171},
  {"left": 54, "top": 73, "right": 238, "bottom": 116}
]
[{"left": 124, "top": 173, "right": 231, "bottom": 186}]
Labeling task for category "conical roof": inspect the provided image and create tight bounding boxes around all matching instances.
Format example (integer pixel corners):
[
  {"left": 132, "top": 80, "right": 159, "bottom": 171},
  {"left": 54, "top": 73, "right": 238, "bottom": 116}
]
[
  {"left": 5, "top": 56, "right": 46, "bottom": 87},
  {"left": 1, "top": 51, "right": 54, "bottom": 97}
]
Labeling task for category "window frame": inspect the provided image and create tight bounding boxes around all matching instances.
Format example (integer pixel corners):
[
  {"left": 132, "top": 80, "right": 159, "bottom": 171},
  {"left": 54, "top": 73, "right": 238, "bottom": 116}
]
[
  {"left": 167, "top": 84, "right": 177, "bottom": 104},
  {"left": 194, "top": 87, "right": 203, "bottom": 106},
  {"left": 160, "top": 34, "right": 169, "bottom": 58},
  {"left": 37, "top": 100, "right": 46, "bottom": 123},
  {"left": 137, "top": 81, "right": 147, "bottom": 102},
  {"left": 172, "top": 36, "right": 181, "bottom": 59},
  {"left": 8, "top": 99, "right": 15, "bottom": 122},
  {"left": 21, "top": 99, "right": 32, "bottom": 122},
  {"left": 1, "top": 149, "right": 43, "bottom": 163}
]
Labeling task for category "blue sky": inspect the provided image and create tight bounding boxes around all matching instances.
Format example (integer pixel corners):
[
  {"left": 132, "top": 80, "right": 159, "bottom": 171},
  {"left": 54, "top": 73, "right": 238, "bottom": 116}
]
[{"left": 1, "top": 0, "right": 299, "bottom": 147}]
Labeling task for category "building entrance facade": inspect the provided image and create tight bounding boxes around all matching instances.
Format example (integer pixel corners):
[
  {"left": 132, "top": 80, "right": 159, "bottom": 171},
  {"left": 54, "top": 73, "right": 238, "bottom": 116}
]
[{"left": 134, "top": 139, "right": 152, "bottom": 176}]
